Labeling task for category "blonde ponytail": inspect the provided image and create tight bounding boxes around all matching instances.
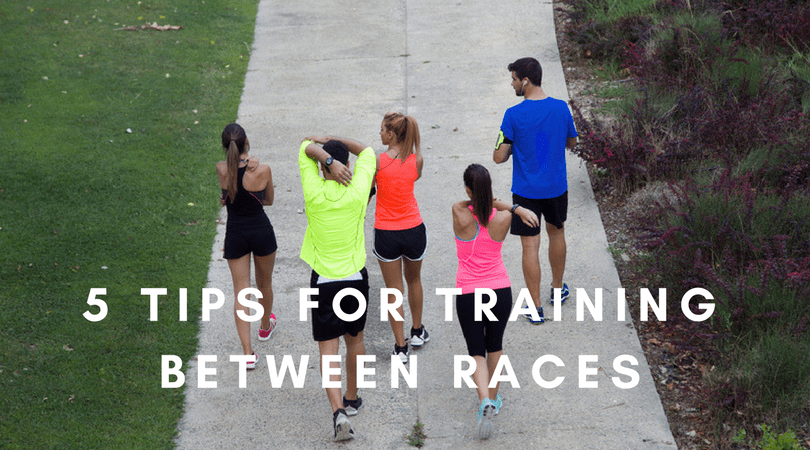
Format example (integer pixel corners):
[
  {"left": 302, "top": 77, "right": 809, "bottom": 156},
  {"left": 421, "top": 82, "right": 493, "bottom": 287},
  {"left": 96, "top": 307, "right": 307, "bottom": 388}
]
[{"left": 383, "top": 112, "right": 421, "bottom": 160}]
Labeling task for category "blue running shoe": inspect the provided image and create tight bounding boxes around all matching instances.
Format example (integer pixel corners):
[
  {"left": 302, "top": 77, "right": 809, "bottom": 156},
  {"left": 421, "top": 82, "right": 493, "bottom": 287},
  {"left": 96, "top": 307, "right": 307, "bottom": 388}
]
[
  {"left": 476, "top": 398, "right": 495, "bottom": 439},
  {"left": 492, "top": 394, "right": 502, "bottom": 415},
  {"left": 550, "top": 283, "right": 570, "bottom": 304},
  {"left": 522, "top": 306, "right": 545, "bottom": 324}
]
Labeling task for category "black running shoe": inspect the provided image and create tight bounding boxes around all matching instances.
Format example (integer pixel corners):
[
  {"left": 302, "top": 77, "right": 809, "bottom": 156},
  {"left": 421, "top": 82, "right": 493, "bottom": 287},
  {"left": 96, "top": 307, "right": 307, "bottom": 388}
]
[
  {"left": 409, "top": 325, "right": 430, "bottom": 347},
  {"left": 333, "top": 408, "right": 355, "bottom": 442},
  {"left": 343, "top": 396, "right": 363, "bottom": 416}
]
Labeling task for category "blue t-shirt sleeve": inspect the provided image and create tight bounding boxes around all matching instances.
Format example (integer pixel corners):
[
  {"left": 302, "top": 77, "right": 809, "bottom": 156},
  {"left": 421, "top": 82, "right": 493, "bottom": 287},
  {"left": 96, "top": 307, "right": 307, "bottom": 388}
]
[
  {"left": 500, "top": 109, "right": 515, "bottom": 142},
  {"left": 566, "top": 107, "right": 578, "bottom": 138}
]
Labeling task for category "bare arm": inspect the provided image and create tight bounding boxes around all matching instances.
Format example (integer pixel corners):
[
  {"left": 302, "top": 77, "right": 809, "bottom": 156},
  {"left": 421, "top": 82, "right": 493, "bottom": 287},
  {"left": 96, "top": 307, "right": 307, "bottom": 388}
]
[
  {"left": 302, "top": 139, "right": 352, "bottom": 186},
  {"left": 493, "top": 198, "right": 538, "bottom": 228},
  {"left": 493, "top": 143, "right": 512, "bottom": 164},
  {"left": 566, "top": 136, "right": 578, "bottom": 149},
  {"left": 216, "top": 161, "right": 228, "bottom": 189},
  {"left": 307, "top": 135, "right": 367, "bottom": 156},
  {"left": 414, "top": 143, "right": 424, "bottom": 180},
  {"left": 262, "top": 165, "right": 274, "bottom": 206},
  {"left": 216, "top": 161, "right": 229, "bottom": 205}
]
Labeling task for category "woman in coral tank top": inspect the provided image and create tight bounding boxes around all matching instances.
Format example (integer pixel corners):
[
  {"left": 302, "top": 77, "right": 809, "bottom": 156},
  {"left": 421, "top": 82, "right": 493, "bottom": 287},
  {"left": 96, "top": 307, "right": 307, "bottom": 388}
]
[{"left": 373, "top": 112, "right": 429, "bottom": 363}]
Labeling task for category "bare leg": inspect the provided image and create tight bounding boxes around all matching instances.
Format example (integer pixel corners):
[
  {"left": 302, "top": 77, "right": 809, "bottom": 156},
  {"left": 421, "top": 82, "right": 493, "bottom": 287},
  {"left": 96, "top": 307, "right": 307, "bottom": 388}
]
[
  {"left": 403, "top": 258, "right": 424, "bottom": 330},
  {"left": 318, "top": 338, "right": 342, "bottom": 412},
  {"left": 253, "top": 251, "right": 276, "bottom": 330},
  {"left": 547, "top": 224, "right": 566, "bottom": 290},
  {"left": 471, "top": 356, "right": 490, "bottom": 402},
  {"left": 344, "top": 331, "right": 365, "bottom": 401},
  {"left": 379, "top": 258, "right": 407, "bottom": 347},
  {"left": 227, "top": 255, "right": 253, "bottom": 355},
  {"left": 486, "top": 351, "right": 504, "bottom": 400},
  {"left": 520, "top": 234, "right": 542, "bottom": 308}
]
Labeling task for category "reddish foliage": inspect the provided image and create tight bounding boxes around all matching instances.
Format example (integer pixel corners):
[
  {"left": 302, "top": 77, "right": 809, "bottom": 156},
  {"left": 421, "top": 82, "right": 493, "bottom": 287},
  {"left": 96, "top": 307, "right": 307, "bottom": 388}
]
[{"left": 723, "top": 0, "right": 810, "bottom": 53}]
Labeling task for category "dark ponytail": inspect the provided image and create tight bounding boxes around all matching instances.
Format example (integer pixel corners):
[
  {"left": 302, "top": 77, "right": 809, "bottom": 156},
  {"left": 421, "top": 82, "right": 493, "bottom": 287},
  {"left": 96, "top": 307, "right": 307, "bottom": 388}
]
[
  {"left": 221, "top": 123, "right": 247, "bottom": 204},
  {"left": 463, "top": 164, "right": 493, "bottom": 227}
]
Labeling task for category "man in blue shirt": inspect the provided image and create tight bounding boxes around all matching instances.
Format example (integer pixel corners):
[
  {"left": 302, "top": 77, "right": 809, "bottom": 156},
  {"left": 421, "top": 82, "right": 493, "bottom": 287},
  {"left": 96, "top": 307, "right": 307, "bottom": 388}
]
[{"left": 494, "top": 57, "right": 578, "bottom": 324}]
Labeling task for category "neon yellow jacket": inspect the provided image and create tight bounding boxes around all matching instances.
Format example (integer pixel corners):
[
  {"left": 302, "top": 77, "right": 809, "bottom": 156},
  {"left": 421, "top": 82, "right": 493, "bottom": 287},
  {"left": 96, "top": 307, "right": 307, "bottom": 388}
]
[{"left": 299, "top": 141, "right": 376, "bottom": 279}]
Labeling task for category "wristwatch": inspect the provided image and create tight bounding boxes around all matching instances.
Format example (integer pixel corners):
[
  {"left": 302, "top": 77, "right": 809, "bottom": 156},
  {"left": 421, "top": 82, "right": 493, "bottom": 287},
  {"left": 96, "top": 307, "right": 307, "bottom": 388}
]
[
  {"left": 510, "top": 204, "right": 519, "bottom": 213},
  {"left": 325, "top": 157, "right": 333, "bottom": 167}
]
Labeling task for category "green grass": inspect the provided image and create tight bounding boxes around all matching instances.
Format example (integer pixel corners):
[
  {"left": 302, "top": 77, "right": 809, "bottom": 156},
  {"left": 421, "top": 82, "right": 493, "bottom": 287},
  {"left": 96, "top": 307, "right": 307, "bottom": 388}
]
[
  {"left": 576, "top": 0, "right": 659, "bottom": 22},
  {"left": 585, "top": 60, "right": 636, "bottom": 113},
  {"left": 0, "top": 1, "right": 259, "bottom": 448},
  {"left": 407, "top": 421, "right": 427, "bottom": 447},
  {"left": 781, "top": 51, "right": 810, "bottom": 113}
]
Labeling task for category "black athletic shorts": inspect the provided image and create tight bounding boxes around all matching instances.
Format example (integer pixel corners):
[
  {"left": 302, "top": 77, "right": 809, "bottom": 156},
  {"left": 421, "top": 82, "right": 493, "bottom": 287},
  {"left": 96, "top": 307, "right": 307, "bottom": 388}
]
[
  {"left": 456, "top": 287, "right": 513, "bottom": 357},
  {"left": 309, "top": 268, "right": 369, "bottom": 342},
  {"left": 224, "top": 221, "right": 278, "bottom": 259},
  {"left": 373, "top": 223, "right": 428, "bottom": 262},
  {"left": 510, "top": 191, "right": 568, "bottom": 235}
]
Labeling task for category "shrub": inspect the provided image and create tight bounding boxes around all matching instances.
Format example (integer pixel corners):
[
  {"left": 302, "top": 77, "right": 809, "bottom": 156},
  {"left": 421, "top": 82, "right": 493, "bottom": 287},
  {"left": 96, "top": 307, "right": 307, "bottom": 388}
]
[
  {"left": 723, "top": 0, "right": 810, "bottom": 53},
  {"left": 569, "top": 14, "right": 655, "bottom": 61},
  {"left": 565, "top": 0, "right": 810, "bottom": 440}
]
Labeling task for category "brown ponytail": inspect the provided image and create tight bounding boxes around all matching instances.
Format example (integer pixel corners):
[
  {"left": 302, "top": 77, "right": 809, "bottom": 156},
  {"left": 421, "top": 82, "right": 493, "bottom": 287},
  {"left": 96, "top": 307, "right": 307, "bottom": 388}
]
[
  {"left": 226, "top": 141, "right": 240, "bottom": 202},
  {"left": 463, "top": 164, "right": 493, "bottom": 227},
  {"left": 221, "top": 123, "right": 247, "bottom": 204},
  {"left": 383, "top": 112, "right": 420, "bottom": 160}
]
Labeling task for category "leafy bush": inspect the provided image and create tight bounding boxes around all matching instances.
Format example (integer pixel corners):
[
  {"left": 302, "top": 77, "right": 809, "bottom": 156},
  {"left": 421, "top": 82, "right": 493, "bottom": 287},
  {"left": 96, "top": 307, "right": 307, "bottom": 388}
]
[
  {"left": 566, "top": 0, "right": 810, "bottom": 440},
  {"left": 734, "top": 424, "right": 804, "bottom": 449}
]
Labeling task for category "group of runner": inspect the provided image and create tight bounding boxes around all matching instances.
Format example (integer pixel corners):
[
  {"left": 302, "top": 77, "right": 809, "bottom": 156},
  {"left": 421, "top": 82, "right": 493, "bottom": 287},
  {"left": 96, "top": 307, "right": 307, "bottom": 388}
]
[{"left": 215, "top": 57, "right": 579, "bottom": 441}]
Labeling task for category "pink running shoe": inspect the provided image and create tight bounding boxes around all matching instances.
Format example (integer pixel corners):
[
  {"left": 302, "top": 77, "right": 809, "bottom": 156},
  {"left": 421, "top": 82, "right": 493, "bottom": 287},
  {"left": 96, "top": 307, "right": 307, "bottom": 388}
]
[
  {"left": 258, "top": 313, "right": 277, "bottom": 341},
  {"left": 246, "top": 352, "right": 258, "bottom": 370}
]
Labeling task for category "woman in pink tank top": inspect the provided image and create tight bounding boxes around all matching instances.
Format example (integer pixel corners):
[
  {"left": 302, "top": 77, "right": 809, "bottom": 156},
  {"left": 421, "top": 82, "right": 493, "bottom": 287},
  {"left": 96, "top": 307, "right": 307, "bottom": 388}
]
[{"left": 452, "top": 164, "right": 538, "bottom": 439}]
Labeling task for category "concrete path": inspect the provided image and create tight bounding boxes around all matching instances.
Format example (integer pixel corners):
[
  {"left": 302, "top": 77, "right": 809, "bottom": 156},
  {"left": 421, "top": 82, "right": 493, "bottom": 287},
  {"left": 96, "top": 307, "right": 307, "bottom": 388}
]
[{"left": 176, "top": 1, "right": 677, "bottom": 448}]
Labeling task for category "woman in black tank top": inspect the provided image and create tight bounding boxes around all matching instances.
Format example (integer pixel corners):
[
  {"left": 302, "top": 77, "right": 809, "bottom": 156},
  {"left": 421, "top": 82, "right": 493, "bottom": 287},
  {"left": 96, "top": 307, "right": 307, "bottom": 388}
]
[{"left": 216, "top": 123, "right": 278, "bottom": 369}]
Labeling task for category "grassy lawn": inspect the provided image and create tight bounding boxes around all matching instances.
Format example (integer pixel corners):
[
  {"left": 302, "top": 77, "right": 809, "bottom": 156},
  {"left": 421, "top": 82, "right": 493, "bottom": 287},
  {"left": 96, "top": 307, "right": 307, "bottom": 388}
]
[{"left": 0, "top": 1, "right": 258, "bottom": 448}]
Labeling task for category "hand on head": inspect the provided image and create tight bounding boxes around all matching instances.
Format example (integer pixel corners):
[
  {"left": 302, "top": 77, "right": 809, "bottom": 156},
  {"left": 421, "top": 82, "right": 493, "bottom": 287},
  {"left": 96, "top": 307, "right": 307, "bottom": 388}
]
[{"left": 326, "top": 159, "right": 352, "bottom": 186}]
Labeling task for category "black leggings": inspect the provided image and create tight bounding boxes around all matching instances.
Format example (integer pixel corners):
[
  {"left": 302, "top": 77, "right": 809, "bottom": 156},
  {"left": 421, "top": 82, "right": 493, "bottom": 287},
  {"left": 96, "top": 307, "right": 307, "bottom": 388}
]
[{"left": 455, "top": 287, "right": 512, "bottom": 357}]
